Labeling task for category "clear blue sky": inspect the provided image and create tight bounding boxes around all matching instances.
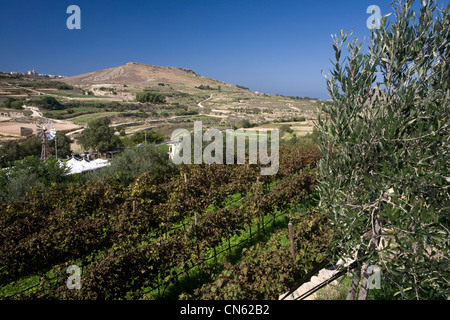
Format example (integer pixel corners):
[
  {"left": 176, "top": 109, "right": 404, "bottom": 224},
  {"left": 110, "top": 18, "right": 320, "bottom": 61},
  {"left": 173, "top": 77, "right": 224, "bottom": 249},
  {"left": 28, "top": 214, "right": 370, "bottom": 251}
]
[{"left": 0, "top": 0, "right": 419, "bottom": 99}]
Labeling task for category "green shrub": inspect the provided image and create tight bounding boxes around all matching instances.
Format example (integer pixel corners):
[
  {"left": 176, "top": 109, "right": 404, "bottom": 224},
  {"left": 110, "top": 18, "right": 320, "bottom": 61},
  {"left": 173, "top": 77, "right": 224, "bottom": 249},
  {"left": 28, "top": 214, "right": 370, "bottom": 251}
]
[
  {"left": 136, "top": 92, "right": 166, "bottom": 104},
  {"left": 0, "top": 156, "right": 70, "bottom": 202},
  {"left": 87, "top": 143, "right": 176, "bottom": 186},
  {"left": 78, "top": 118, "right": 122, "bottom": 153},
  {"left": 29, "top": 96, "right": 65, "bottom": 110},
  {"left": 56, "top": 83, "right": 73, "bottom": 90},
  {"left": 2, "top": 98, "right": 25, "bottom": 110}
]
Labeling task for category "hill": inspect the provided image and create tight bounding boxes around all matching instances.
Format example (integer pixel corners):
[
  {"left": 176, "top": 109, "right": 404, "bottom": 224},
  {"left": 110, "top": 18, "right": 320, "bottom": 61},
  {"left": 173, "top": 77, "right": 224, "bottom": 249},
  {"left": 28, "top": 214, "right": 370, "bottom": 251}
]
[{"left": 63, "top": 62, "right": 237, "bottom": 94}]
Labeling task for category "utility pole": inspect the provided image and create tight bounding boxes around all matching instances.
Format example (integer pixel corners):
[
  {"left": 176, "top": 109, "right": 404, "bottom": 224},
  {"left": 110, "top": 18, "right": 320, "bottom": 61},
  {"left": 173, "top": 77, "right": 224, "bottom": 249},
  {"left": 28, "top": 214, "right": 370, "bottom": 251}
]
[{"left": 55, "top": 134, "right": 58, "bottom": 158}]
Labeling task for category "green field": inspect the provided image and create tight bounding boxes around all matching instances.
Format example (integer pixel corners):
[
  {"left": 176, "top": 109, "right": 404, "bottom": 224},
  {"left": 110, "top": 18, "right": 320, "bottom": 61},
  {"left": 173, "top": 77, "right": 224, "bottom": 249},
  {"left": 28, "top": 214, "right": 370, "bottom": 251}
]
[
  {"left": 71, "top": 112, "right": 122, "bottom": 124},
  {"left": 47, "top": 92, "right": 104, "bottom": 99},
  {"left": 46, "top": 107, "right": 102, "bottom": 115}
]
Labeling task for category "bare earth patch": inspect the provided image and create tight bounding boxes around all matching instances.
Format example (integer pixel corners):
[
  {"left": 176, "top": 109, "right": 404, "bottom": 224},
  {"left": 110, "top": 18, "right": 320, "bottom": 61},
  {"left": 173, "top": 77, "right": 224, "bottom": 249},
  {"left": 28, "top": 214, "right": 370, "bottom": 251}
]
[{"left": 0, "top": 121, "right": 81, "bottom": 137}]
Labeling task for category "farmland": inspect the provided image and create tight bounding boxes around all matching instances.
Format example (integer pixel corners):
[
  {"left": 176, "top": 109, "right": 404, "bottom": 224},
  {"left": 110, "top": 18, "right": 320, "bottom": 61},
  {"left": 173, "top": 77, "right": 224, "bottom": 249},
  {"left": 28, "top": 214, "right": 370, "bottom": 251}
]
[
  {"left": 0, "top": 144, "right": 329, "bottom": 300},
  {"left": 0, "top": 64, "right": 319, "bottom": 155}
]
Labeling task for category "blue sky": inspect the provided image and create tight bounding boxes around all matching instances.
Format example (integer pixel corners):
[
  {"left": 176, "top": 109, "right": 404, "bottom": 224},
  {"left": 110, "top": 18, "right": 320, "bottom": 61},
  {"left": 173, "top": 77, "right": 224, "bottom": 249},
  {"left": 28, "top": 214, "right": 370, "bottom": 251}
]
[{"left": 0, "top": 0, "right": 420, "bottom": 99}]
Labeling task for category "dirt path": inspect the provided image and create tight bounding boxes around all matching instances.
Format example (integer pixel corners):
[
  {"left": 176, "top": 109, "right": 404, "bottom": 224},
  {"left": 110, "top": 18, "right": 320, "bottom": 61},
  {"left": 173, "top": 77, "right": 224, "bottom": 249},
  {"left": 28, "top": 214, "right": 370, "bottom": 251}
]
[
  {"left": 198, "top": 94, "right": 213, "bottom": 109},
  {"left": 1, "top": 102, "right": 81, "bottom": 137},
  {"left": 22, "top": 105, "right": 43, "bottom": 118},
  {"left": 287, "top": 103, "right": 301, "bottom": 112}
]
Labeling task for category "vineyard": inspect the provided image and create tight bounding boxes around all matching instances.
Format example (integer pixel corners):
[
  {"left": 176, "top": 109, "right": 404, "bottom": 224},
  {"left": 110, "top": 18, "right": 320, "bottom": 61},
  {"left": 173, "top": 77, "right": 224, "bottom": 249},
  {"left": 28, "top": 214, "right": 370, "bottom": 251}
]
[{"left": 0, "top": 144, "right": 330, "bottom": 300}]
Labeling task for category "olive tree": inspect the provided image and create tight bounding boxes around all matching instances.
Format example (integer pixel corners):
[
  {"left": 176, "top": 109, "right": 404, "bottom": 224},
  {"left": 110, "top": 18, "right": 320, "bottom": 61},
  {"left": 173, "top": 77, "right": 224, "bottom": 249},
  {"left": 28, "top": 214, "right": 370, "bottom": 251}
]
[
  {"left": 78, "top": 117, "right": 122, "bottom": 154},
  {"left": 317, "top": 0, "right": 449, "bottom": 299}
]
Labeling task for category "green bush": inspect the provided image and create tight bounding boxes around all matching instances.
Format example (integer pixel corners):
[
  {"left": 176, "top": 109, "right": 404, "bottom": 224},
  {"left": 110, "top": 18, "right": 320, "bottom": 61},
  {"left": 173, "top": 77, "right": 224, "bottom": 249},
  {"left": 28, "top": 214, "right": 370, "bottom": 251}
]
[
  {"left": 0, "top": 136, "right": 41, "bottom": 167},
  {"left": 236, "top": 85, "right": 249, "bottom": 90},
  {"left": 56, "top": 83, "right": 73, "bottom": 90},
  {"left": 127, "top": 131, "right": 164, "bottom": 146},
  {"left": 29, "top": 96, "right": 65, "bottom": 110},
  {"left": 136, "top": 92, "right": 166, "bottom": 104},
  {"left": 78, "top": 117, "right": 122, "bottom": 153},
  {"left": 0, "top": 156, "right": 70, "bottom": 202},
  {"left": 2, "top": 98, "right": 25, "bottom": 110},
  {"left": 87, "top": 143, "right": 176, "bottom": 186}
]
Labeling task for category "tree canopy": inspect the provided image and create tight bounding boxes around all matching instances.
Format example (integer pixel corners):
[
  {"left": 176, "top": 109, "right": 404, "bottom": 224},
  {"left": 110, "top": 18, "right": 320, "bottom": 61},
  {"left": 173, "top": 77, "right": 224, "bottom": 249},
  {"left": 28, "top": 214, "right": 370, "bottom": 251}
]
[
  {"left": 78, "top": 118, "right": 122, "bottom": 153},
  {"left": 87, "top": 143, "right": 176, "bottom": 186},
  {"left": 0, "top": 132, "right": 73, "bottom": 167},
  {"left": 30, "top": 96, "right": 65, "bottom": 110},
  {"left": 136, "top": 92, "right": 166, "bottom": 104},
  {"left": 0, "top": 156, "right": 70, "bottom": 202},
  {"left": 317, "top": 0, "right": 449, "bottom": 299}
]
